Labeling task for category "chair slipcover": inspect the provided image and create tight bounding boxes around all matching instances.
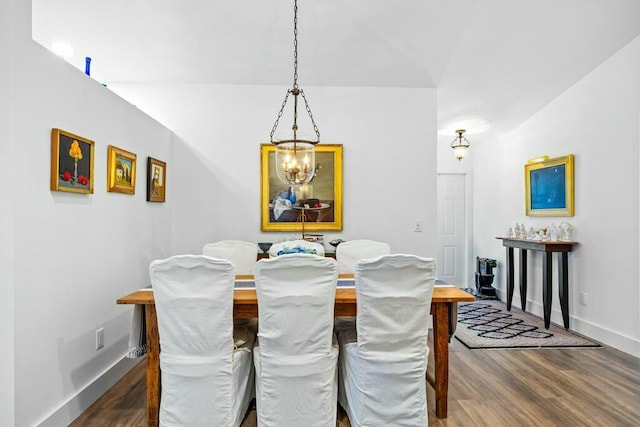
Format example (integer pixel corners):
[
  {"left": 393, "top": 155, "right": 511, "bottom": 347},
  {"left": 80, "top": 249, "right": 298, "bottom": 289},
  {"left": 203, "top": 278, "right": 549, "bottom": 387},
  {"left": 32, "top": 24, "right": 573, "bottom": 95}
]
[
  {"left": 202, "top": 240, "right": 258, "bottom": 275},
  {"left": 335, "top": 254, "right": 436, "bottom": 427},
  {"left": 336, "top": 239, "right": 391, "bottom": 274},
  {"left": 150, "top": 255, "right": 255, "bottom": 427},
  {"left": 268, "top": 239, "right": 325, "bottom": 257},
  {"left": 253, "top": 254, "right": 339, "bottom": 426}
]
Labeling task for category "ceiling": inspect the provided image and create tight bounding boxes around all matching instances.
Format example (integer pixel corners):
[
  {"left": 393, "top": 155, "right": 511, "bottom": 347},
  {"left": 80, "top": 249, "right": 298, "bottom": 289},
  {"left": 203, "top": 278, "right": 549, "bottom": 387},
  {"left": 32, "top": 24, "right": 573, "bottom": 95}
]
[{"left": 32, "top": 0, "right": 640, "bottom": 141}]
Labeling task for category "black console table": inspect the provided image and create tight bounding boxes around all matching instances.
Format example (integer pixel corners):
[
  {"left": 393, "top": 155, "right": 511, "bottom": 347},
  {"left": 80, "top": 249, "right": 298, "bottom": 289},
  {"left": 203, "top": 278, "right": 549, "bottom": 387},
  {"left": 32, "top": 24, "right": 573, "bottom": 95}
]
[{"left": 496, "top": 237, "right": 577, "bottom": 329}]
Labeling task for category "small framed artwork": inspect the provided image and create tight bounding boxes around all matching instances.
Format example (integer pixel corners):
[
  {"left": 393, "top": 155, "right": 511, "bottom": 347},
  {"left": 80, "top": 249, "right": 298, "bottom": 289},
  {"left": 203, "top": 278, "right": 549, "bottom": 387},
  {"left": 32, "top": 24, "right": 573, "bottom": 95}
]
[
  {"left": 50, "top": 128, "right": 95, "bottom": 194},
  {"left": 260, "top": 143, "right": 343, "bottom": 231},
  {"left": 525, "top": 154, "right": 574, "bottom": 216},
  {"left": 107, "top": 145, "right": 137, "bottom": 194},
  {"left": 147, "top": 157, "right": 166, "bottom": 202}
]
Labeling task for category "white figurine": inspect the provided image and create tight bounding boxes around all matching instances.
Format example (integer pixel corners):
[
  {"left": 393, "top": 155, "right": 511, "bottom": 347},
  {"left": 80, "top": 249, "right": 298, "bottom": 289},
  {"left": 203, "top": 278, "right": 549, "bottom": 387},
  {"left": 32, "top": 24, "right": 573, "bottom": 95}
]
[
  {"left": 559, "top": 222, "right": 572, "bottom": 241},
  {"left": 506, "top": 227, "right": 514, "bottom": 238},
  {"left": 548, "top": 223, "right": 559, "bottom": 241}
]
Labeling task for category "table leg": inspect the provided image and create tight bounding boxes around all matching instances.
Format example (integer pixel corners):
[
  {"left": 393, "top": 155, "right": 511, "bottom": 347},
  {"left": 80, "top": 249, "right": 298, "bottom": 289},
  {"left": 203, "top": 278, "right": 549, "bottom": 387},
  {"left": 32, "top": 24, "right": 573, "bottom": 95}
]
[
  {"left": 432, "top": 302, "right": 450, "bottom": 418},
  {"left": 558, "top": 252, "right": 569, "bottom": 329},
  {"left": 506, "top": 247, "right": 514, "bottom": 310},
  {"left": 542, "top": 252, "right": 553, "bottom": 329},
  {"left": 145, "top": 304, "right": 161, "bottom": 427},
  {"left": 519, "top": 249, "right": 528, "bottom": 310}
]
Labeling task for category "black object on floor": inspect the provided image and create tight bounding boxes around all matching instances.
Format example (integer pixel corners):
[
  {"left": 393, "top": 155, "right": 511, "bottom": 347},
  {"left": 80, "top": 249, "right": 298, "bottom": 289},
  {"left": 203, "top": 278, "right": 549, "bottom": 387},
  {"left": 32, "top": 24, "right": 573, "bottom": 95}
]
[{"left": 475, "top": 257, "right": 498, "bottom": 297}]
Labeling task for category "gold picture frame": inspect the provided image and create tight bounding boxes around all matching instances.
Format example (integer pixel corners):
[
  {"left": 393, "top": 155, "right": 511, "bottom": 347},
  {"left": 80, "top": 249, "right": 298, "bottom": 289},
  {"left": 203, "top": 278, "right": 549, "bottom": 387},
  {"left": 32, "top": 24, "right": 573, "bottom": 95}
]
[
  {"left": 107, "top": 145, "right": 137, "bottom": 194},
  {"left": 50, "top": 128, "right": 95, "bottom": 194},
  {"left": 525, "top": 154, "right": 574, "bottom": 216},
  {"left": 147, "top": 157, "right": 166, "bottom": 202},
  {"left": 261, "top": 143, "right": 343, "bottom": 231}
]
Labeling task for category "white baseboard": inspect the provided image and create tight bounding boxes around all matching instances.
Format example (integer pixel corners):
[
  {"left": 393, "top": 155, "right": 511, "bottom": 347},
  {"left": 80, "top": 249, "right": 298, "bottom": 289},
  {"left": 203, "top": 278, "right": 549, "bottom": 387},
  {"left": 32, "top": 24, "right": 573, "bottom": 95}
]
[
  {"left": 37, "top": 355, "right": 139, "bottom": 427},
  {"left": 495, "top": 289, "right": 639, "bottom": 357}
]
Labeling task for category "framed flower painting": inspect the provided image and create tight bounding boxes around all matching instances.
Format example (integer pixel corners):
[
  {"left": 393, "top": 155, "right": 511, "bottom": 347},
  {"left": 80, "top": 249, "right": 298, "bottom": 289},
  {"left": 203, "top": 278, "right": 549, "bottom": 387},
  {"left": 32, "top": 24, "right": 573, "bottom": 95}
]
[{"left": 50, "top": 128, "right": 95, "bottom": 194}]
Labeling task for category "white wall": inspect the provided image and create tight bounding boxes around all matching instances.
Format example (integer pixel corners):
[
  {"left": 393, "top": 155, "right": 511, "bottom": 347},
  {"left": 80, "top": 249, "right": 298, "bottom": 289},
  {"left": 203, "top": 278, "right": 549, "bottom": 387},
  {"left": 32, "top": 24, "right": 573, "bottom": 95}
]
[
  {"left": 472, "top": 35, "right": 640, "bottom": 356},
  {"left": 0, "top": 0, "right": 15, "bottom": 424},
  {"left": 112, "top": 83, "right": 439, "bottom": 257},
  {"left": 9, "top": 1, "right": 175, "bottom": 425}
]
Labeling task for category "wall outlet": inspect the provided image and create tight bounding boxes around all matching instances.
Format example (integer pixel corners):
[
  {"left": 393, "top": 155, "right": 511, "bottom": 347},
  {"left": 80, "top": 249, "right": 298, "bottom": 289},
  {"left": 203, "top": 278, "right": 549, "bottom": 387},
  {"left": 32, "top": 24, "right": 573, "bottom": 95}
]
[
  {"left": 580, "top": 292, "right": 588, "bottom": 306},
  {"left": 414, "top": 219, "right": 423, "bottom": 232},
  {"left": 96, "top": 328, "right": 104, "bottom": 350}
]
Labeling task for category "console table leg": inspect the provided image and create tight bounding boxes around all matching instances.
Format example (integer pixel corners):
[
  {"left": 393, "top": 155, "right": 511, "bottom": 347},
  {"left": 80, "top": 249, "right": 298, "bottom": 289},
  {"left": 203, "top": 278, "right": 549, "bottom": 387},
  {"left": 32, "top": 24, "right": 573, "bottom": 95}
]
[
  {"left": 542, "top": 252, "right": 553, "bottom": 329},
  {"left": 519, "top": 249, "right": 528, "bottom": 311},
  {"left": 558, "top": 252, "right": 569, "bottom": 329},
  {"left": 506, "top": 247, "right": 514, "bottom": 310}
]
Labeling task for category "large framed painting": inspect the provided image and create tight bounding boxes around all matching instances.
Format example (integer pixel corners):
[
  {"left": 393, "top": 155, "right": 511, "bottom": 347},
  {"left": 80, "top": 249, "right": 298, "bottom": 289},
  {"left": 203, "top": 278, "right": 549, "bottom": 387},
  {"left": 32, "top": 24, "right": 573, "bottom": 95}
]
[
  {"left": 50, "top": 128, "right": 95, "bottom": 194},
  {"left": 525, "top": 154, "right": 574, "bottom": 216},
  {"left": 107, "top": 145, "right": 137, "bottom": 195},
  {"left": 146, "top": 157, "right": 166, "bottom": 202},
  {"left": 261, "top": 143, "right": 343, "bottom": 231}
]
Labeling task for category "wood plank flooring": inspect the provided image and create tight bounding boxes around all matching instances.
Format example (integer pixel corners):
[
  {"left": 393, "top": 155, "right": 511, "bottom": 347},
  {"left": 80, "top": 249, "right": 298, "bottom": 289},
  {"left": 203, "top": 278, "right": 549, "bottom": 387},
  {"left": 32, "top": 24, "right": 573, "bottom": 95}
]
[{"left": 71, "top": 335, "right": 640, "bottom": 426}]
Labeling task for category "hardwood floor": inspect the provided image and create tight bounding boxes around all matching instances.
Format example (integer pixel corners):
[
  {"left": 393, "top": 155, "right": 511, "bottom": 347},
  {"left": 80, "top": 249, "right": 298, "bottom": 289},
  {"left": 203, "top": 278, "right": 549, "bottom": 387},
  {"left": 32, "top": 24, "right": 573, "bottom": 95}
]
[{"left": 71, "top": 336, "right": 640, "bottom": 426}]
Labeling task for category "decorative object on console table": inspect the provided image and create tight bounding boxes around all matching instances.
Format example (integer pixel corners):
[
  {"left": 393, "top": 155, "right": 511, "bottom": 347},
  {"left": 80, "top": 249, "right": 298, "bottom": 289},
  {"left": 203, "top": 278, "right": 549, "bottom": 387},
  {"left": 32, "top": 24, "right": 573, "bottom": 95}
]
[
  {"left": 146, "top": 157, "right": 166, "bottom": 202},
  {"left": 559, "top": 222, "right": 572, "bottom": 241},
  {"left": 50, "top": 128, "right": 95, "bottom": 194},
  {"left": 496, "top": 237, "right": 577, "bottom": 329},
  {"left": 261, "top": 143, "right": 343, "bottom": 232},
  {"left": 525, "top": 154, "right": 574, "bottom": 216},
  {"left": 107, "top": 145, "right": 137, "bottom": 195}
]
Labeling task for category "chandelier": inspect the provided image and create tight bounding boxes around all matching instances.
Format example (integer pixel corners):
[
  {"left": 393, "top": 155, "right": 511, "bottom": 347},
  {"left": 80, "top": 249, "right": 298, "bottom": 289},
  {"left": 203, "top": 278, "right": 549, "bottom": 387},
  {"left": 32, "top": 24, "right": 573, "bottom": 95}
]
[
  {"left": 451, "top": 129, "right": 470, "bottom": 161},
  {"left": 269, "top": 0, "right": 320, "bottom": 189}
]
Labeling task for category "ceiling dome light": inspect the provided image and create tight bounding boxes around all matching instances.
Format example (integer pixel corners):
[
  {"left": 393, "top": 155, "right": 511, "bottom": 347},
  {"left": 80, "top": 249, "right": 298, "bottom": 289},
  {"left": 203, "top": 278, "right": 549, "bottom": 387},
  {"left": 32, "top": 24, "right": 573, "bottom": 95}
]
[{"left": 451, "top": 129, "right": 470, "bottom": 161}]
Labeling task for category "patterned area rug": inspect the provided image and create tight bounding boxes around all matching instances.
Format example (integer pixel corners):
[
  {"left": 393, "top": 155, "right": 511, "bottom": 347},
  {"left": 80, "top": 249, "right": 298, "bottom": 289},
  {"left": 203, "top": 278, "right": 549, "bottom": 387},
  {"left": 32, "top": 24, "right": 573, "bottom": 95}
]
[{"left": 455, "top": 300, "right": 601, "bottom": 349}]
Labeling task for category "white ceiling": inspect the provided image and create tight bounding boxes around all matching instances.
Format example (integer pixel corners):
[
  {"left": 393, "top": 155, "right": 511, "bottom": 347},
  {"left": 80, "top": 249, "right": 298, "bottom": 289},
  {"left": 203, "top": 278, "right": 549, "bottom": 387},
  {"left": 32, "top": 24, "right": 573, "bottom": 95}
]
[{"left": 32, "top": 0, "right": 640, "bottom": 141}]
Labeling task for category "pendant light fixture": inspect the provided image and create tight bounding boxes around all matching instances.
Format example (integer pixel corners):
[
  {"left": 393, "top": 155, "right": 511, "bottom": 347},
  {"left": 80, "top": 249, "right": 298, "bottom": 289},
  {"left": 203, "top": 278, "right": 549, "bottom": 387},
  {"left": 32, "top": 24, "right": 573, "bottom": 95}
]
[
  {"left": 269, "top": 0, "right": 320, "bottom": 189},
  {"left": 451, "top": 129, "right": 470, "bottom": 161}
]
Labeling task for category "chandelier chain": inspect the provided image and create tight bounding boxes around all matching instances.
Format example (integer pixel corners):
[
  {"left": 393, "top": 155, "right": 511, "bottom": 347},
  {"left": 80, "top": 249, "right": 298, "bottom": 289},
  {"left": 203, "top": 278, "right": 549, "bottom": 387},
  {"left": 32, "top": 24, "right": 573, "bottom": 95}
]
[
  {"left": 269, "top": 0, "right": 320, "bottom": 144},
  {"left": 270, "top": 89, "right": 292, "bottom": 141},
  {"left": 300, "top": 89, "right": 320, "bottom": 139},
  {"left": 293, "top": 0, "right": 299, "bottom": 89}
]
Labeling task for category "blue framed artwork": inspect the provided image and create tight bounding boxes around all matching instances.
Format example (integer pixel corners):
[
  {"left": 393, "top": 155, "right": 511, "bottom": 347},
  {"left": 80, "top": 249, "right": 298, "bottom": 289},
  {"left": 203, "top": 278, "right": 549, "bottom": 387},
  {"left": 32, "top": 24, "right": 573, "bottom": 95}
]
[{"left": 524, "top": 154, "right": 574, "bottom": 216}]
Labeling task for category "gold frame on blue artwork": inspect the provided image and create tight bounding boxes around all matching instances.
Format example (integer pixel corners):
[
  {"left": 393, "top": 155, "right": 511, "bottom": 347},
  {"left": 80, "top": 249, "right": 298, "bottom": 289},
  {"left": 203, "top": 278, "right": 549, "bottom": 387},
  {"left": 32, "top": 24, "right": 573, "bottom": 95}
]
[{"left": 525, "top": 154, "right": 574, "bottom": 217}]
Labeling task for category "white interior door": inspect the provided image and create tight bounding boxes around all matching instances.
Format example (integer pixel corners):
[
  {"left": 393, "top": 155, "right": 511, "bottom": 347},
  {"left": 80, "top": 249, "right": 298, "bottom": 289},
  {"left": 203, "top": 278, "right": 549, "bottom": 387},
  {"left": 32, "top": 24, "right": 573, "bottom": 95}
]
[{"left": 436, "top": 174, "right": 466, "bottom": 287}]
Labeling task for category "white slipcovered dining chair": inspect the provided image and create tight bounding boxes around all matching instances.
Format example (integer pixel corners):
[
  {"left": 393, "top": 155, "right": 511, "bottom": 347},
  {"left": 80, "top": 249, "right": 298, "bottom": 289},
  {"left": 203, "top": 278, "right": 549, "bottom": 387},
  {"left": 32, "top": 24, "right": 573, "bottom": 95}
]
[
  {"left": 268, "top": 239, "right": 325, "bottom": 257},
  {"left": 253, "top": 254, "right": 339, "bottom": 426},
  {"left": 335, "top": 254, "right": 436, "bottom": 426},
  {"left": 150, "top": 255, "right": 255, "bottom": 427},
  {"left": 336, "top": 239, "right": 391, "bottom": 274},
  {"left": 202, "top": 240, "right": 258, "bottom": 275}
]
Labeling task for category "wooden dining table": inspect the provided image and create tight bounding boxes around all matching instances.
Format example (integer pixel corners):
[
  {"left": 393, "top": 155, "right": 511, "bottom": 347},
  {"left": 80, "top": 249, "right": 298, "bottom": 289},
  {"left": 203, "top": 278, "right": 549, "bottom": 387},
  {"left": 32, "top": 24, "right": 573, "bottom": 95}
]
[{"left": 117, "top": 274, "right": 474, "bottom": 425}]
